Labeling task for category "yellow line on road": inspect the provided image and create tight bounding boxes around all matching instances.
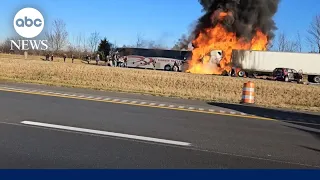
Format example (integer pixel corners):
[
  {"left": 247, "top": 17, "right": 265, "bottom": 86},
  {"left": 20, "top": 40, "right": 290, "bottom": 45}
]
[{"left": 0, "top": 87, "right": 278, "bottom": 122}]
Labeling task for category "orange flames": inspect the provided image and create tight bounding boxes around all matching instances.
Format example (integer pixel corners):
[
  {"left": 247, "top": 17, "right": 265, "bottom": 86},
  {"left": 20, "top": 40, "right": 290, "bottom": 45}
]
[{"left": 187, "top": 12, "right": 268, "bottom": 75}]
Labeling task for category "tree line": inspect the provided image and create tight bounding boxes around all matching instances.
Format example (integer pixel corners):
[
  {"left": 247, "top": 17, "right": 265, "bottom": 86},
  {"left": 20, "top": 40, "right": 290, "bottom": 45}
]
[
  {"left": 0, "top": 19, "right": 172, "bottom": 60},
  {"left": 0, "top": 19, "right": 116, "bottom": 60},
  {"left": 1, "top": 14, "right": 319, "bottom": 58}
]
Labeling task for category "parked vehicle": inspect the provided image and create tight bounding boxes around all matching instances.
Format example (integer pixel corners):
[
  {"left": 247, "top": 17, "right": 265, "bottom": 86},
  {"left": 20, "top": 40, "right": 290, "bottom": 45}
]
[{"left": 272, "top": 68, "right": 303, "bottom": 82}]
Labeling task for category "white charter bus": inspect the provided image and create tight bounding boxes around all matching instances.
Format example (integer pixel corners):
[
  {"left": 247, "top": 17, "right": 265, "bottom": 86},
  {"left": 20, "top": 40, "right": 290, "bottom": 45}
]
[{"left": 116, "top": 48, "right": 191, "bottom": 72}]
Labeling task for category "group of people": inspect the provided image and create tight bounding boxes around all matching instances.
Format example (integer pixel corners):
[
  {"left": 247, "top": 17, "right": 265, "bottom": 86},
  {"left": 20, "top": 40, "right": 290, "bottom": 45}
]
[
  {"left": 44, "top": 52, "right": 127, "bottom": 68},
  {"left": 45, "top": 54, "right": 54, "bottom": 61},
  {"left": 85, "top": 54, "right": 103, "bottom": 65},
  {"left": 84, "top": 52, "right": 127, "bottom": 67},
  {"left": 63, "top": 54, "right": 75, "bottom": 63},
  {"left": 107, "top": 53, "right": 127, "bottom": 67},
  {"left": 45, "top": 54, "right": 75, "bottom": 63}
]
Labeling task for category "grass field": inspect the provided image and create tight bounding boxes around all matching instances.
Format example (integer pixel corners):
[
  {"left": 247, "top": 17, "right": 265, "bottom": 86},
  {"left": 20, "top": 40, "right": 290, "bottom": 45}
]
[{"left": 0, "top": 53, "right": 319, "bottom": 112}]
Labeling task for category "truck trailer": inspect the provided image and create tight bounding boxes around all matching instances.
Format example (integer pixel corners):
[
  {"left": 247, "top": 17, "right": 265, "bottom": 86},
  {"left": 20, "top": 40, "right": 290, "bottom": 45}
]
[{"left": 231, "top": 50, "right": 320, "bottom": 83}]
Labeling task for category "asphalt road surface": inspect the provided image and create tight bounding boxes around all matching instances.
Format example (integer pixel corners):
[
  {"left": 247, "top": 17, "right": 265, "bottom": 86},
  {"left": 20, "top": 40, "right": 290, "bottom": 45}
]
[{"left": 0, "top": 85, "right": 320, "bottom": 168}]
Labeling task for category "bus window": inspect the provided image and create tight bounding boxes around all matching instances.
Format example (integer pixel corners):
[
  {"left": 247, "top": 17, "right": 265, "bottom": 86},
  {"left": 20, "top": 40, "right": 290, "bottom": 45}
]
[{"left": 117, "top": 48, "right": 191, "bottom": 60}]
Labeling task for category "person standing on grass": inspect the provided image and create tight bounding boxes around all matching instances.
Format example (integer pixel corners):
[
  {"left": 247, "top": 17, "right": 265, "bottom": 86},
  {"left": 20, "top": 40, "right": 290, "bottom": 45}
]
[
  {"left": 71, "top": 54, "right": 74, "bottom": 63},
  {"left": 106, "top": 55, "right": 110, "bottom": 66},
  {"left": 106, "top": 55, "right": 109, "bottom": 66},
  {"left": 123, "top": 56, "right": 127, "bottom": 67},
  {"left": 110, "top": 54, "right": 115, "bottom": 67},
  {"left": 85, "top": 54, "right": 89, "bottom": 64},
  {"left": 117, "top": 54, "right": 121, "bottom": 67},
  {"left": 63, "top": 54, "right": 67, "bottom": 62},
  {"left": 51, "top": 54, "right": 54, "bottom": 61},
  {"left": 96, "top": 54, "right": 100, "bottom": 65},
  {"left": 45, "top": 53, "right": 49, "bottom": 61},
  {"left": 114, "top": 53, "right": 119, "bottom": 67}
]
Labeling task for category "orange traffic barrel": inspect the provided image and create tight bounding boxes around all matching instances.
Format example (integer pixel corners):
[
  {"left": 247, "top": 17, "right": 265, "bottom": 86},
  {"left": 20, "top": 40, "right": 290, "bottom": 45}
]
[{"left": 241, "top": 81, "right": 255, "bottom": 104}]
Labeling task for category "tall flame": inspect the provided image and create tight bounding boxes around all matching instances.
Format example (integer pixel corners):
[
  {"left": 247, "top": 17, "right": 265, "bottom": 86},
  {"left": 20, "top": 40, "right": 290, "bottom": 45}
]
[{"left": 187, "top": 12, "right": 268, "bottom": 75}]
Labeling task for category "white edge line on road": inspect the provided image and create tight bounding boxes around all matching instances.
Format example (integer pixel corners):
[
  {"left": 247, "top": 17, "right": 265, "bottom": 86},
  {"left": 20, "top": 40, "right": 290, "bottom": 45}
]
[{"left": 21, "top": 121, "right": 191, "bottom": 147}]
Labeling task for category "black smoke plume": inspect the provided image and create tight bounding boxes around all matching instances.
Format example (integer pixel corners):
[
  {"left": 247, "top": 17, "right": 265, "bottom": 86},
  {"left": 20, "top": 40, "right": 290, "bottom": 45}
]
[{"left": 193, "top": 0, "right": 280, "bottom": 44}]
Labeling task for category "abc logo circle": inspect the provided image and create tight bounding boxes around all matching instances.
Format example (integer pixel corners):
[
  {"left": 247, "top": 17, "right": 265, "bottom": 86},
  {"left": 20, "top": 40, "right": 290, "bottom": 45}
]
[{"left": 13, "top": 8, "right": 44, "bottom": 38}]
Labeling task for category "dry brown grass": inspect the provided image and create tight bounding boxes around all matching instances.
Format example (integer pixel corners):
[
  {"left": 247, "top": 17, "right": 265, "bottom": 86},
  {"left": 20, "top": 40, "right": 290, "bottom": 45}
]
[
  {"left": 0, "top": 53, "right": 84, "bottom": 64},
  {"left": 0, "top": 53, "right": 319, "bottom": 112}
]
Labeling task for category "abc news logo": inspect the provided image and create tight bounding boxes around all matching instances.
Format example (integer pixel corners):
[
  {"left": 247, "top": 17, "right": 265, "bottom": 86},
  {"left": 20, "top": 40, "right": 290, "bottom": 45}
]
[
  {"left": 15, "top": 16, "right": 43, "bottom": 28},
  {"left": 11, "top": 7, "right": 48, "bottom": 51}
]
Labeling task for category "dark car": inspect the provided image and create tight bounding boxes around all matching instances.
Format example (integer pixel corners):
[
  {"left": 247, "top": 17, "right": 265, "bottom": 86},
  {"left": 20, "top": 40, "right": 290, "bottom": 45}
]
[{"left": 272, "top": 68, "right": 303, "bottom": 83}]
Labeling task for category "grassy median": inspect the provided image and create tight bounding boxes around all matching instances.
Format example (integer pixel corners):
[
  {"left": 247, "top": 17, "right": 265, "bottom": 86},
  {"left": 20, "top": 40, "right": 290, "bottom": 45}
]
[{"left": 0, "top": 53, "right": 319, "bottom": 112}]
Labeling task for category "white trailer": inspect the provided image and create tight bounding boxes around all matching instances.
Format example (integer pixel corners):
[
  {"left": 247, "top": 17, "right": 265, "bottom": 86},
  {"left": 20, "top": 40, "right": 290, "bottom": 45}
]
[{"left": 231, "top": 50, "right": 320, "bottom": 83}]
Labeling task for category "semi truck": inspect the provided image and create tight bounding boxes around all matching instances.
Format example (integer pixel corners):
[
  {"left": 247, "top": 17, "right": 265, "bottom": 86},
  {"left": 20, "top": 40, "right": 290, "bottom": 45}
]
[{"left": 230, "top": 50, "right": 320, "bottom": 83}]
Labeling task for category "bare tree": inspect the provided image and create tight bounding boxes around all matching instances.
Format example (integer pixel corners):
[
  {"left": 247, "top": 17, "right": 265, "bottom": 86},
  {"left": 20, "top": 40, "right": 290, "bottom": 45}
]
[
  {"left": 75, "top": 33, "right": 83, "bottom": 58},
  {"left": 76, "top": 33, "right": 82, "bottom": 50},
  {"left": 135, "top": 33, "right": 147, "bottom": 48},
  {"left": 45, "top": 19, "right": 69, "bottom": 52},
  {"left": 0, "top": 40, "right": 6, "bottom": 53},
  {"left": 0, "top": 39, "right": 8, "bottom": 53},
  {"left": 309, "top": 44, "right": 317, "bottom": 53},
  {"left": 110, "top": 41, "right": 118, "bottom": 54},
  {"left": 277, "top": 33, "right": 287, "bottom": 51},
  {"left": 82, "top": 33, "right": 87, "bottom": 52},
  {"left": 88, "top": 31, "right": 100, "bottom": 53},
  {"left": 276, "top": 32, "right": 298, "bottom": 52},
  {"left": 126, "top": 33, "right": 167, "bottom": 49},
  {"left": 1, "top": 36, "right": 23, "bottom": 54},
  {"left": 66, "top": 44, "right": 77, "bottom": 57},
  {"left": 307, "top": 14, "right": 320, "bottom": 53},
  {"left": 296, "top": 31, "right": 302, "bottom": 52},
  {"left": 267, "top": 40, "right": 274, "bottom": 51}
]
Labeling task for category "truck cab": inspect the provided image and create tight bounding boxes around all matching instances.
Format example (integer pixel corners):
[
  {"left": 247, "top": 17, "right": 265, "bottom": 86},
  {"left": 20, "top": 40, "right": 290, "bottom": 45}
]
[
  {"left": 207, "top": 50, "right": 223, "bottom": 66},
  {"left": 181, "top": 50, "right": 223, "bottom": 73}
]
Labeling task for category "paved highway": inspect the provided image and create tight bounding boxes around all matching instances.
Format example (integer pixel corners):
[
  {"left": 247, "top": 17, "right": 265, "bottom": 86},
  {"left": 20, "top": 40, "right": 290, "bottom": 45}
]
[{"left": 0, "top": 84, "right": 320, "bottom": 168}]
